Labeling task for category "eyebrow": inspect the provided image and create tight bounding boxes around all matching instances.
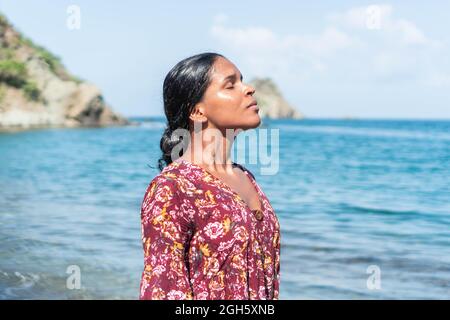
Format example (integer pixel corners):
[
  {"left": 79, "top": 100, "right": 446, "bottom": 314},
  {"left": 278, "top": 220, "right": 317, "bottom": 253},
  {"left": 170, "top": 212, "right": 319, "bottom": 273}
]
[{"left": 223, "top": 72, "right": 243, "bottom": 83}]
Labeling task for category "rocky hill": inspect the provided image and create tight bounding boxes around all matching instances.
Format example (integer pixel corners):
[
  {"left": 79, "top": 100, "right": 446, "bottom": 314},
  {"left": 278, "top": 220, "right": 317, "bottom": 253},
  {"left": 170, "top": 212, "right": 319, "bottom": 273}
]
[
  {"left": 0, "top": 13, "right": 128, "bottom": 129},
  {"left": 250, "top": 78, "right": 303, "bottom": 119}
]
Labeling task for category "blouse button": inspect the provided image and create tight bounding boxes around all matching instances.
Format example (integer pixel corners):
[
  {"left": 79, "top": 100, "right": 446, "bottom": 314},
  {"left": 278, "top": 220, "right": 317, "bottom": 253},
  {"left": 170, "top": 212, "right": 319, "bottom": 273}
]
[{"left": 253, "top": 209, "right": 264, "bottom": 221}]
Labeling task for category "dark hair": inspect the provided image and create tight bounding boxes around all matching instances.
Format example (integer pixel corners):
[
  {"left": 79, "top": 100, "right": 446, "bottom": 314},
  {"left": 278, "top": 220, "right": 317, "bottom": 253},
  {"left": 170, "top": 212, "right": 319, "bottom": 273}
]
[{"left": 158, "top": 52, "right": 224, "bottom": 171}]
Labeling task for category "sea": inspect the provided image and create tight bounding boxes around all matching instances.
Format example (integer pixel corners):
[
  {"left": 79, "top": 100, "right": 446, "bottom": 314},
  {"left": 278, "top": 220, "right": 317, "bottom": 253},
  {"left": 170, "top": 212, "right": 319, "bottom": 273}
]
[{"left": 0, "top": 118, "right": 449, "bottom": 299}]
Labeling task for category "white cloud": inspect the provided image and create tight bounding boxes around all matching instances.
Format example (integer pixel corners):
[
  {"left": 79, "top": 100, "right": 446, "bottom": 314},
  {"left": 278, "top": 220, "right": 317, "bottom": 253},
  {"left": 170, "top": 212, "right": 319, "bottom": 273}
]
[
  {"left": 212, "top": 13, "right": 229, "bottom": 25},
  {"left": 329, "top": 4, "right": 431, "bottom": 45},
  {"left": 211, "top": 21, "right": 354, "bottom": 57},
  {"left": 330, "top": 4, "right": 446, "bottom": 83},
  {"left": 328, "top": 4, "right": 392, "bottom": 29},
  {"left": 211, "top": 24, "right": 277, "bottom": 52},
  {"left": 210, "top": 6, "right": 448, "bottom": 88},
  {"left": 425, "top": 73, "right": 450, "bottom": 87},
  {"left": 395, "top": 19, "right": 427, "bottom": 45},
  {"left": 210, "top": 14, "right": 355, "bottom": 79}
]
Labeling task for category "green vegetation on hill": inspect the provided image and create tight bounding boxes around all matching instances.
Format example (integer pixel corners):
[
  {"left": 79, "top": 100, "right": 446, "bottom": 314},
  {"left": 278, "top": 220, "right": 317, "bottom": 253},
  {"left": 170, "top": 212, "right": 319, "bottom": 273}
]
[
  {"left": 0, "top": 60, "right": 27, "bottom": 87},
  {"left": 17, "top": 36, "right": 82, "bottom": 83},
  {"left": 0, "top": 12, "right": 81, "bottom": 103},
  {"left": 0, "top": 59, "right": 41, "bottom": 101},
  {"left": 0, "top": 12, "right": 128, "bottom": 128}
]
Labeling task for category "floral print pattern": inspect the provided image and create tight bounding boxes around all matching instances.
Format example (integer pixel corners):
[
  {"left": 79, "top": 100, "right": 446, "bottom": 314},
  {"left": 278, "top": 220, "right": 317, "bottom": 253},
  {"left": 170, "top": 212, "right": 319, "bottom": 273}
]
[{"left": 139, "top": 158, "right": 281, "bottom": 300}]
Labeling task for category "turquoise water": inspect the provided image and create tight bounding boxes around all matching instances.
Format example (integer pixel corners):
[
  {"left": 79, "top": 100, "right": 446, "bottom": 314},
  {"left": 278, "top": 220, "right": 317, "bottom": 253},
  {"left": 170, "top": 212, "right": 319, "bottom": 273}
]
[{"left": 0, "top": 118, "right": 449, "bottom": 299}]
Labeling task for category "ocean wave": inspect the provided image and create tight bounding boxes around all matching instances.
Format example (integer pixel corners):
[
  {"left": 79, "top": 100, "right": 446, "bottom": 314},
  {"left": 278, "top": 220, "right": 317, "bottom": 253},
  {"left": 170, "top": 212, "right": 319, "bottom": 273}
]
[
  {"left": 275, "top": 124, "right": 450, "bottom": 141},
  {"left": 336, "top": 203, "right": 450, "bottom": 226},
  {"left": 338, "top": 203, "right": 430, "bottom": 218},
  {"left": 0, "top": 270, "right": 41, "bottom": 299},
  {"left": 134, "top": 121, "right": 166, "bottom": 129}
]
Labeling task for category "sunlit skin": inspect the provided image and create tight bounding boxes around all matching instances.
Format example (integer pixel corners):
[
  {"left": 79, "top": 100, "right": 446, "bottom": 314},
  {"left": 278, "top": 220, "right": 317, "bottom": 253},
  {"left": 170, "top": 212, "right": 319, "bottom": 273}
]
[
  {"left": 191, "top": 56, "right": 261, "bottom": 131},
  {"left": 179, "top": 56, "right": 262, "bottom": 211}
]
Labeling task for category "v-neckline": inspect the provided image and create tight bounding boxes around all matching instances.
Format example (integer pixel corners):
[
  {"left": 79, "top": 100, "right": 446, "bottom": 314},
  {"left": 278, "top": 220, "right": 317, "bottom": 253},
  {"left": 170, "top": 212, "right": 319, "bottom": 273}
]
[{"left": 175, "top": 158, "right": 263, "bottom": 213}]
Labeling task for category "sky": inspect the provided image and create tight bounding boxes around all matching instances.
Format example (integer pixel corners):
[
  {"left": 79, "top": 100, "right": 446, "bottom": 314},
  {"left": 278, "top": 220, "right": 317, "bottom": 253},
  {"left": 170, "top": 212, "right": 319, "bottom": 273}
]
[{"left": 1, "top": 0, "right": 449, "bottom": 119}]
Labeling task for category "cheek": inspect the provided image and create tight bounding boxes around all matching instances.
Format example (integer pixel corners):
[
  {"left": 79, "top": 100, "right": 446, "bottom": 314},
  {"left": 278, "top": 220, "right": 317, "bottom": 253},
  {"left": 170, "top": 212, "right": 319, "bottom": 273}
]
[
  {"left": 206, "top": 91, "right": 242, "bottom": 118},
  {"left": 215, "top": 91, "right": 241, "bottom": 107}
]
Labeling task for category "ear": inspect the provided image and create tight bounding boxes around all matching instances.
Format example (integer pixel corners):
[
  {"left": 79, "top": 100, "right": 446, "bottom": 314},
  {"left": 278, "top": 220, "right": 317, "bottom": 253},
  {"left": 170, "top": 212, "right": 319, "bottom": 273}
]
[{"left": 189, "top": 103, "right": 208, "bottom": 123}]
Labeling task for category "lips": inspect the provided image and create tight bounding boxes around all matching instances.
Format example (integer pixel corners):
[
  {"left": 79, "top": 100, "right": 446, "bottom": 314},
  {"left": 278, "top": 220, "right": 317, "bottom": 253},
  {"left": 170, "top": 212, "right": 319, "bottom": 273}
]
[{"left": 247, "top": 101, "right": 258, "bottom": 110}]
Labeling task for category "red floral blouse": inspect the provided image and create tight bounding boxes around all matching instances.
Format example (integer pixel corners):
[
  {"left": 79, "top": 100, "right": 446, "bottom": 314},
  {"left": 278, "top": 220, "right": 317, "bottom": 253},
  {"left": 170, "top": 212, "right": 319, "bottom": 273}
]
[{"left": 139, "top": 158, "right": 281, "bottom": 300}]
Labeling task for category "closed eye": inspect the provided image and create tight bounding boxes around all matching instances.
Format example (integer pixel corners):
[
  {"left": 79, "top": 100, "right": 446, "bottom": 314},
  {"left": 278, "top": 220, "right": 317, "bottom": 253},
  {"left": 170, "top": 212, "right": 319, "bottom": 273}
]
[{"left": 225, "top": 81, "right": 235, "bottom": 89}]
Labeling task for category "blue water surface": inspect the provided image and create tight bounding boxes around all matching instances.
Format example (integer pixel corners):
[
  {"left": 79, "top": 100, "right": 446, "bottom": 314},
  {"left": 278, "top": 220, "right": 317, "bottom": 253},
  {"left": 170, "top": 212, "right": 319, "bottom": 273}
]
[{"left": 0, "top": 118, "right": 449, "bottom": 299}]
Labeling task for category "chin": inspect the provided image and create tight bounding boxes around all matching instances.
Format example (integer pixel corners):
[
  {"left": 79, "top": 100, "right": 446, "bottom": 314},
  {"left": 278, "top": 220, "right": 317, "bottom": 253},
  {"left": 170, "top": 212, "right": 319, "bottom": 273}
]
[
  {"left": 251, "top": 115, "right": 262, "bottom": 128},
  {"left": 240, "top": 115, "right": 261, "bottom": 130}
]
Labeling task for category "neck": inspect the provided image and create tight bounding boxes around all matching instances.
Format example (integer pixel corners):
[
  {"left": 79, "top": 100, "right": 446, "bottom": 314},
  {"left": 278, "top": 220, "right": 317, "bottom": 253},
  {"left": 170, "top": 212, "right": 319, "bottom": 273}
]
[{"left": 180, "top": 124, "right": 239, "bottom": 172}]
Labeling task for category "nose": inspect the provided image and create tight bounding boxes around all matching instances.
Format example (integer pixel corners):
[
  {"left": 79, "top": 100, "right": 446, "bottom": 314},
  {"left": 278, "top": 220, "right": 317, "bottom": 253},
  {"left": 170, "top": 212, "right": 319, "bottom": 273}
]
[{"left": 245, "top": 83, "right": 256, "bottom": 96}]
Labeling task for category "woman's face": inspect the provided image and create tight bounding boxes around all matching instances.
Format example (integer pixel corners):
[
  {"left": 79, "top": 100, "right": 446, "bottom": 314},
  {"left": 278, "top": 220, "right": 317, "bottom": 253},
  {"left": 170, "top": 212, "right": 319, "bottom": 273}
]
[{"left": 192, "top": 57, "right": 261, "bottom": 131}]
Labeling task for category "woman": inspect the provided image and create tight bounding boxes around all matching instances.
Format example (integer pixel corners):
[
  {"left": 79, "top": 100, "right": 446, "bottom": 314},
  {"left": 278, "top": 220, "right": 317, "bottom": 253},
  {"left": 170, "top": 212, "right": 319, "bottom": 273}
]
[{"left": 139, "top": 52, "right": 280, "bottom": 300}]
